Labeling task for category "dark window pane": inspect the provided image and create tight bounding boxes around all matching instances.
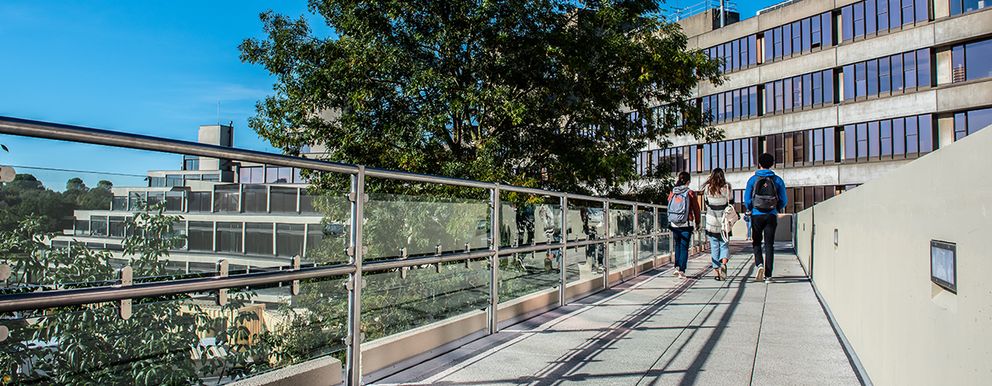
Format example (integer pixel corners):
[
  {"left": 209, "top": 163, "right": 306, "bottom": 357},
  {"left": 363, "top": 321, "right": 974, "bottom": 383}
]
[
  {"left": 893, "top": 118, "right": 906, "bottom": 156},
  {"left": 906, "top": 116, "right": 919, "bottom": 155},
  {"left": 857, "top": 123, "right": 869, "bottom": 159},
  {"left": 879, "top": 56, "right": 891, "bottom": 95},
  {"left": 855, "top": 62, "right": 867, "bottom": 98},
  {"left": 824, "top": 69, "right": 834, "bottom": 103},
  {"left": 965, "top": 39, "right": 992, "bottom": 81},
  {"left": 917, "top": 49, "right": 931, "bottom": 87},
  {"left": 892, "top": 53, "right": 904, "bottom": 92},
  {"left": 967, "top": 107, "right": 992, "bottom": 135},
  {"left": 246, "top": 223, "right": 274, "bottom": 255},
  {"left": 853, "top": 2, "right": 865, "bottom": 38},
  {"left": 904, "top": 52, "right": 917, "bottom": 89},
  {"left": 825, "top": 127, "right": 836, "bottom": 162},
  {"left": 188, "top": 191, "right": 211, "bottom": 212},
  {"left": 952, "top": 45, "right": 966, "bottom": 83},
  {"left": 843, "top": 64, "right": 857, "bottom": 101},
  {"left": 845, "top": 125, "right": 857, "bottom": 161},
  {"left": 879, "top": 0, "right": 890, "bottom": 31},
  {"left": 867, "top": 59, "right": 879, "bottom": 96},
  {"left": 214, "top": 185, "right": 240, "bottom": 212},
  {"left": 276, "top": 223, "right": 305, "bottom": 257},
  {"left": 270, "top": 186, "right": 298, "bottom": 213},
  {"left": 243, "top": 184, "right": 267, "bottom": 213},
  {"left": 919, "top": 115, "right": 934, "bottom": 153},
  {"left": 915, "top": 0, "right": 928, "bottom": 21},
  {"left": 866, "top": 0, "right": 877, "bottom": 35},
  {"left": 842, "top": 6, "right": 854, "bottom": 41},
  {"left": 880, "top": 119, "right": 893, "bottom": 157},
  {"left": 868, "top": 121, "right": 880, "bottom": 158},
  {"left": 890, "top": 0, "right": 901, "bottom": 27},
  {"left": 189, "top": 221, "right": 213, "bottom": 252},
  {"left": 902, "top": 0, "right": 915, "bottom": 24},
  {"left": 216, "top": 222, "right": 243, "bottom": 253},
  {"left": 823, "top": 13, "right": 833, "bottom": 46}
]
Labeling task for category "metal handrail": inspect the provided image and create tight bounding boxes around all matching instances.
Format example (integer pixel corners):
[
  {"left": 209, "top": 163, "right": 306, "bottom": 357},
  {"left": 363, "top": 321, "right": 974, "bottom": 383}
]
[{"left": 0, "top": 115, "right": 674, "bottom": 385}]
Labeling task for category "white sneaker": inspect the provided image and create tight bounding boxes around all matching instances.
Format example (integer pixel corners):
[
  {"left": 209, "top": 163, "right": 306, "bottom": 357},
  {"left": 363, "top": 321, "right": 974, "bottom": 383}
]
[
  {"left": 764, "top": 275, "right": 772, "bottom": 283},
  {"left": 755, "top": 265, "right": 765, "bottom": 282}
]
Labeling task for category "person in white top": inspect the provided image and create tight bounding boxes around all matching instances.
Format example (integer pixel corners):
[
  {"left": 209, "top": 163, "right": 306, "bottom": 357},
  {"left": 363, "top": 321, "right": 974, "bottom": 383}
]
[{"left": 702, "top": 168, "right": 735, "bottom": 281}]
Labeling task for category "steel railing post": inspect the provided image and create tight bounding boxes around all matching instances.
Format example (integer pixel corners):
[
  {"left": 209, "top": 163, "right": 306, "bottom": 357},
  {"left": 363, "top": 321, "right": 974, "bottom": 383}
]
[
  {"left": 346, "top": 166, "right": 366, "bottom": 386},
  {"left": 488, "top": 186, "right": 501, "bottom": 334},
  {"left": 603, "top": 201, "right": 610, "bottom": 288},
  {"left": 558, "top": 195, "right": 568, "bottom": 306},
  {"left": 632, "top": 204, "right": 639, "bottom": 277},
  {"left": 653, "top": 206, "right": 659, "bottom": 268}
]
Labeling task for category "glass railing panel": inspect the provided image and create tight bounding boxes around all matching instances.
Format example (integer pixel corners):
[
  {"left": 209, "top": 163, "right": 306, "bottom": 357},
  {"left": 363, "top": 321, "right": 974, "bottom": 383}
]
[
  {"left": 565, "top": 200, "right": 604, "bottom": 243},
  {"left": 499, "top": 251, "right": 559, "bottom": 303},
  {"left": 638, "top": 238, "right": 654, "bottom": 261},
  {"left": 657, "top": 232, "right": 672, "bottom": 256},
  {"left": 609, "top": 205, "right": 634, "bottom": 237},
  {"left": 362, "top": 257, "right": 489, "bottom": 342},
  {"left": 0, "top": 274, "right": 348, "bottom": 384},
  {"left": 565, "top": 244, "right": 605, "bottom": 283},
  {"left": 609, "top": 240, "right": 634, "bottom": 271},
  {"left": 499, "top": 194, "right": 561, "bottom": 249},
  {"left": 364, "top": 187, "right": 489, "bottom": 262}
]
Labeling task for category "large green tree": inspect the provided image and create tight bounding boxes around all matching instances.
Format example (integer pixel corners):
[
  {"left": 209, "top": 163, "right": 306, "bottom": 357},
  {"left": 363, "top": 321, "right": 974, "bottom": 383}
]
[{"left": 240, "top": 0, "right": 721, "bottom": 198}]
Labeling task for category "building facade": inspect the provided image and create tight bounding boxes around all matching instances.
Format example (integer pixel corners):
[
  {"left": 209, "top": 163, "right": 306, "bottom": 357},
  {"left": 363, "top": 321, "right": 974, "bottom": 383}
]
[{"left": 638, "top": 0, "right": 992, "bottom": 213}]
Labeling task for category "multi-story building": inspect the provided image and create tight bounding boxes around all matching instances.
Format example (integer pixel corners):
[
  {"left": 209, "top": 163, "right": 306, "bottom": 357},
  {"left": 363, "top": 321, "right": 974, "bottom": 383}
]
[
  {"left": 51, "top": 124, "right": 341, "bottom": 275},
  {"left": 638, "top": 0, "right": 992, "bottom": 213}
]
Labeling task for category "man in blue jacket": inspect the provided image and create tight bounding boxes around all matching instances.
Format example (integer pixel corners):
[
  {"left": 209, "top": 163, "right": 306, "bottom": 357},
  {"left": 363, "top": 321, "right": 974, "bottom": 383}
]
[{"left": 743, "top": 153, "right": 788, "bottom": 283}]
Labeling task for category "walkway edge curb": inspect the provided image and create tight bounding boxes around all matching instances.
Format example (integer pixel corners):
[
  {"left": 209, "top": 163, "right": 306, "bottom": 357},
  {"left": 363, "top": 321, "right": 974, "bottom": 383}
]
[{"left": 806, "top": 269, "right": 874, "bottom": 386}]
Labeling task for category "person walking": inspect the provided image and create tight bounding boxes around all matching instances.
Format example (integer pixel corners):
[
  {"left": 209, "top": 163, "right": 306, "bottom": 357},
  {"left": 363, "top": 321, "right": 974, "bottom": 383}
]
[
  {"left": 743, "top": 153, "right": 788, "bottom": 283},
  {"left": 668, "top": 172, "right": 700, "bottom": 280},
  {"left": 702, "top": 168, "right": 733, "bottom": 281}
]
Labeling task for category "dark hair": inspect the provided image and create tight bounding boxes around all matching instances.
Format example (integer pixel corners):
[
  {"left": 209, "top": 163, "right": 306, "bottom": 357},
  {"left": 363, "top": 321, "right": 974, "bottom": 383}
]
[
  {"left": 703, "top": 168, "right": 727, "bottom": 196},
  {"left": 676, "top": 171, "right": 691, "bottom": 186},
  {"left": 758, "top": 153, "right": 775, "bottom": 169}
]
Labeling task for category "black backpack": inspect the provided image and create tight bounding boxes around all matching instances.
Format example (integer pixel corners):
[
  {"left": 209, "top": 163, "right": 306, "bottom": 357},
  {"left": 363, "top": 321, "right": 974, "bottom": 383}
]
[{"left": 751, "top": 176, "right": 779, "bottom": 212}]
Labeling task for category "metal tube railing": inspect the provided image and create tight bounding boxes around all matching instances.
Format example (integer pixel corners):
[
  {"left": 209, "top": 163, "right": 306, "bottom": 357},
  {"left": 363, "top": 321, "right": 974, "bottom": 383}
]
[{"left": 0, "top": 116, "right": 675, "bottom": 385}]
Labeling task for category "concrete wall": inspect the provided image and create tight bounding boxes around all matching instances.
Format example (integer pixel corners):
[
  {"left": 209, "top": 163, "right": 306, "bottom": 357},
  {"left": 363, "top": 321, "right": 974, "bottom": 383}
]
[{"left": 795, "top": 125, "right": 992, "bottom": 385}]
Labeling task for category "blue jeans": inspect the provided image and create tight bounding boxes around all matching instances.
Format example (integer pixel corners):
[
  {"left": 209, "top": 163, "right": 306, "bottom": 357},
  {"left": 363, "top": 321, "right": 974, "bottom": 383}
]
[
  {"left": 670, "top": 227, "right": 693, "bottom": 273},
  {"left": 708, "top": 235, "right": 730, "bottom": 268}
]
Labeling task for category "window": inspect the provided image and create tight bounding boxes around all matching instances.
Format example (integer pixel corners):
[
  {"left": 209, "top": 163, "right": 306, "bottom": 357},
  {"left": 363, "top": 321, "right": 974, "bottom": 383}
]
[
  {"left": 842, "top": 5, "right": 854, "bottom": 42},
  {"left": 239, "top": 166, "right": 264, "bottom": 184},
  {"left": 783, "top": 23, "right": 793, "bottom": 57},
  {"left": 188, "top": 191, "right": 211, "bottom": 212},
  {"left": 893, "top": 118, "right": 906, "bottom": 157},
  {"left": 867, "top": 59, "right": 879, "bottom": 96},
  {"left": 915, "top": 0, "right": 928, "bottom": 22},
  {"left": 951, "top": 0, "right": 991, "bottom": 15},
  {"left": 165, "top": 191, "right": 183, "bottom": 212},
  {"left": 855, "top": 62, "right": 867, "bottom": 98},
  {"left": 919, "top": 114, "right": 934, "bottom": 153},
  {"left": 878, "top": 0, "right": 890, "bottom": 31},
  {"left": 823, "top": 70, "right": 834, "bottom": 104},
  {"left": 802, "top": 18, "right": 812, "bottom": 52},
  {"left": 879, "top": 56, "right": 891, "bottom": 95},
  {"left": 188, "top": 221, "right": 213, "bottom": 252},
  {"left": 954, "top": 107, "right": 992, "bottom": 140},
  {"left": 243, "top": 184, "right": 268, "bottom": 213},
  {"left": 276, "top": 223, "right": 305, "bottom": 257},
  {"left": 90, "top": 216, "right": 108, "bottom": 237},
  {"left": 952, "top": 39, "right": 992, "bottom": 83},
  {"left": 271, "top": 187, "right": 298, "bottom": 213},
  {"left": 889, "top": 0, "right": 901, "bottom": 29},
  {"left": 165, "top": 174, "right": 183, "bottom": 187},
  {"left": 868, "top": 121, "right": 880, "bottom": 159},
  {"left": 266, "top": 167, "right": 293, "bottom": 184},
  {"left": 880, "top": 120, "right": 893, "bottom": 158},
  {"left": 824, "top": 127, "right": 836, "bottom": 163},
  {"left": 811, "top": 16, "right": 822, "bottom": 48},
  {"left": 901, "top": 0, "right": 915, "bottom": 24},
  {"left": 822, "top": 12, "right": 833, "bottom": 47},
  {"left": 245, "top": 223, "right": 274, "bottom": 255},
  {"left": 853, "top": 2, "right": 866, "bottom": 38},
  {"left": 214, "top": 185, "right": 240, "bottom": 212},
  {"left": 906, "top": 117, "right": 919, "bottom": 155},
  {"left": 792, "top": 21, "right": 802, "bottom": 55},
  {"left": 866, "top": 0, "right": 877, "bottom": 35},
  {"left": 109, "top": 216, "right": 126, "bottom": 238},
  {"left": 856, "top": 123, "right": 869, "bottom": 159},
  {"left": 917, "top": 49, "right": 931, "bottom": 87},
  {"left": 904, "top": 52, "right": 917, "bottom": 89},
  {"left": 892, "top": 53, "right": 904, "bottom": 92},
  {"left": 216, "top": 222, "right": 243, "bottom": 253}
]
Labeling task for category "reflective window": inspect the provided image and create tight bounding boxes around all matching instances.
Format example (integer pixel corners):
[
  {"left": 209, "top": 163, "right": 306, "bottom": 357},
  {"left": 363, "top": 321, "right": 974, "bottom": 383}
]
[
  {"left": 951, "top": 38, "right": 992, "bottom": 83},
  {"left": 188, "top": 191, "right": 211, "bottom": 212},
  {"left": 239, "top": 166, "right": 264, "bottom": 184},
  {"left": 764, "top": 12, "right": 832, "bottom": 62},
  {"left": 243, "top": 184, "right": 268, "bottom": 213},
  {"left": 276, "top": 223, "right": 305, "bottom": 257},
  {"left": 704, "top": 34, "right": 760, "bottom": 74},
  {"left": 213, "top": 185, "right": 240, "bottom": 212},
  {"left": 950, "top": 0, "right": 991, "bottom": 15},
  {"left": 270, "top": 186, "right": 298, "bottom": 213},
  {"left": 188, "top": 221, "right": 213, "bottom": 252},
  {"left": 245, "top": 223, "right": 274, "bottom": 256},
  {"left": 844, "top": 49, "right": 929, "bottom": 100},
  {"left": 216, "top": 222, "right": 243, "bottom": 254}
]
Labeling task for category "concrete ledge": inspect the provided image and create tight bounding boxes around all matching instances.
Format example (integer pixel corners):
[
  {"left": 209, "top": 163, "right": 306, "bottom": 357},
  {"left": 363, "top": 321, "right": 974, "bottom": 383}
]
[
  {"left": 636, "top": 259, "right": 654, "bottom": 273},
  {"left": 498, "top": 288, "right": 559, "bottom": 327},
  {"left": 565, "top": 276, "right": 604, "bottom": 301},
  {"left": 229, "top": 356, "right": 342, "bottom": 386},
  {"left": 362, "top": 310, "right": 487, "bottom": 377}
]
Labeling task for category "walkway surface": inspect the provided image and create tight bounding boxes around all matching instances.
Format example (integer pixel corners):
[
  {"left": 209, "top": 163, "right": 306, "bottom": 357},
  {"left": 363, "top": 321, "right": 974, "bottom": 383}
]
[{"left": 375, "top": 243, "right": 863, "bottom": 386}]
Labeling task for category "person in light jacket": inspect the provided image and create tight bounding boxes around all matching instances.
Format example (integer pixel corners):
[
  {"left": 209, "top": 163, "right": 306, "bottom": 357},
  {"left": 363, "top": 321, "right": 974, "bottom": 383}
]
[{"left": 702, "top": 168, "right": 732, "bottom": 281}]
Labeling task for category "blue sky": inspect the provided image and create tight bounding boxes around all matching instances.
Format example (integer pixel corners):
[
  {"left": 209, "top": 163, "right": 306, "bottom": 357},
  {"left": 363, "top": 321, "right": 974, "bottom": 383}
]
[{"left": 0, "top": 0, "right": 781, "bottom": 190}]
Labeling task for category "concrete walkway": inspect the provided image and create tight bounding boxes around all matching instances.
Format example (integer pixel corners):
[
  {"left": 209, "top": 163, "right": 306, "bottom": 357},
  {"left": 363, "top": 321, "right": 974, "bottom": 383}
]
[{"left": 375, "top": 244, "right": 862, "bottom": 386}]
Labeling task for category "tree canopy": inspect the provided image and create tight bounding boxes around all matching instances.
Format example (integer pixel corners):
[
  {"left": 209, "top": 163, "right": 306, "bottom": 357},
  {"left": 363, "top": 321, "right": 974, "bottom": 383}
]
[{"left": 241, "top": 0, "right": 721, "bottom": 199}]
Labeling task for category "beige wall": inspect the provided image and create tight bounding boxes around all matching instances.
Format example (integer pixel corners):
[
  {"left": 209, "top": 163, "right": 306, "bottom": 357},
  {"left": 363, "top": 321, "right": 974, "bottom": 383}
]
[{"left": 795, "top": 126, "right": 992, "bottom": 385}]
